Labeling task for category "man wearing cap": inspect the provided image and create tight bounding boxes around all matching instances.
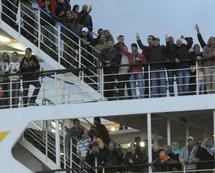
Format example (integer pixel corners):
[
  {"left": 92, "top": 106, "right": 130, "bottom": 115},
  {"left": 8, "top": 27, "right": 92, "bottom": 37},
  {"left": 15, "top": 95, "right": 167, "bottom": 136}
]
[{"left": 179, "top": 136, "right": 198, "bottom": 171}]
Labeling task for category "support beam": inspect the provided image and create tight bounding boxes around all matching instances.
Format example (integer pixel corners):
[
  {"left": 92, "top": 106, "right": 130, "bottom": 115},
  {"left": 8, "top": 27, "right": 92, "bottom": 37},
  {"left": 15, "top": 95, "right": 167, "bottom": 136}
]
[
  {"left": 167, "top": 118, "right": 171, "bottom": 146},
  {"left": 213, "top": 110, "right": 215, "bottom": 153},
  {"left": 55, "top": 120, "right": 61, "bottom": 168},
  {"left": 185, "top": 124, "right": 189, "bottom": 140},
  {"left": 147, "top": 113, "right": 152, "bottom": 173}
]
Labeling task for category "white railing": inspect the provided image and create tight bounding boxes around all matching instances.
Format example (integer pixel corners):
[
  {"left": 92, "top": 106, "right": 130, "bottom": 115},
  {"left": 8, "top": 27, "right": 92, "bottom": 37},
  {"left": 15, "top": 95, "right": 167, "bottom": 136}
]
[
  {"left": 0, "top": 0, "right": 101, "bottom": 91},
  {"left": 24, "top": 120, "right": 91, "bottom": 173},
  {"left": 0, "top": 65, "right": 215, "bottom": 108}
]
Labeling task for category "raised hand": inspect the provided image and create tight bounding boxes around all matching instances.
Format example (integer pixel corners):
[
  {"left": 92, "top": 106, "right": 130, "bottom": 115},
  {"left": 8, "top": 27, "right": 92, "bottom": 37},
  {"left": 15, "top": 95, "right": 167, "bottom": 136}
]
[
  {"left": 180, "top": 35, "right": 185, "bottom": 40},
  {"left": 195, "top": 24, "right": 200, "bottom": 33},
  {"left": 136, "top": 32, "right": 140, "bottom": 40}
]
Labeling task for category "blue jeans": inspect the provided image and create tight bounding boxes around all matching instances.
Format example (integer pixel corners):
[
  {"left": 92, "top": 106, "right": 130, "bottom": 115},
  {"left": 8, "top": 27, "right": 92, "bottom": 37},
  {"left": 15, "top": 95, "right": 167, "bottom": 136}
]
[
  {"left": 130, "top": 73, "right": 145, "bottom": 98},
  {"left": 150, "top": 68, "right": 167, "bottom": 97},
  {"left": 177, "top": 69, "right": 190, "bottom": 95}
]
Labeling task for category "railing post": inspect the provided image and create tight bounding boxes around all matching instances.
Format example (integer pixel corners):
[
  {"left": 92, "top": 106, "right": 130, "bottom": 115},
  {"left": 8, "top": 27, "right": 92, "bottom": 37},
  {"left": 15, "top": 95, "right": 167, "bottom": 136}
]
[
  {"left": 95, "top": 156, "right": 98, "bottom": 173},
  {"left": 57, "top": 24, "right": 61, "bottom": 65},
  {"left": 9, "top": 79, "right": 12, "bottom": 108},
  {"left": 70, "top": 137, "right": 73, "bottom": 169},
  {"left": 0, "top": 0, "right": 2, "bottom": 20},
  {"left": 148, "top": 65, "right": 151, "bottom": 98},
  {"left": 55, "top": 120, "right": 61, "bottom": 168},
  {"left": 45, "top": 121, "right": 48, "bottom": 157},
  {"left": 167, "top": 118, "right": 171, "bottom": 146},
  {"left": 78, "top": 39, "right": 82, "bottom": 78},
  {"left": 196, "top": 62, "right": 199, "bottom": 95},
  {"left": 147, "top": 113, "right": 152, "bottom": 173},
  {"left": 213, "top": 110, "right": 215, "bottom": 159},
  {"left": 101, "top": 67, "right": 104, "bottom": 100},
  {"left": 63, "top": 120, "right": 66, "bottom": 169},
  {"left": 18, "top": 1, "right": 21, "bottom": 35},
  {"left": 38, "top": 9, "right": 41, "bottom": 49}
]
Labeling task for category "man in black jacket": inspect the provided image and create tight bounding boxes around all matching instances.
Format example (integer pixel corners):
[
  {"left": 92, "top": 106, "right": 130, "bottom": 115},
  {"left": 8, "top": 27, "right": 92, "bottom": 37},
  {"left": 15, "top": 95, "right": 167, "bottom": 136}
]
[
  {"left": 137, "top": 34, "right": 167, "bottom": 97},
  {"left": 195, "top": 24, "right": 207, "bottom": 48},
  {"left": 86, "top": 142, "right": 104, "bottom": 173},
  {"left": 79, "top": 5, "right": 93, "bottom": 36},
  {"left": 165, "top": 36, "right": 177, "bottom": 96},
  {"left": 136, "top": 33, "right": 155, "bottom": 98},
  {"left": 100, "top": 41, "right": 121, "bottom": 99},
  {"left": 20, "top": 48, "right": 41, "bottom": 106},
  {"left": 102, "top": 141, "right": 124, "bottom": 173},
  {"left": 175, "top": 36, "right": 193, "bottom": 95},
  {"left": 93, "top": 117, "right": 111, "bottom": 146}
]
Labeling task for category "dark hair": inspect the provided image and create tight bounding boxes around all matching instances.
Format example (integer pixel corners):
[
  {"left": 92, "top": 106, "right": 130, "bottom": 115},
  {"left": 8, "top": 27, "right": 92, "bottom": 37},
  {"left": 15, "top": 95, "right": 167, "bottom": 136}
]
[
  {"left": 118, "top": 35, "right": 124, "bottom": 39},
  {"left": 72, "top": 5, "right": 79, "bottom": 12},
  {"left": 194, "top": 44, "right": 200, "bottom": 49},
  {"left": 26, "top": 48, "right": 32, "bottom": 53},
  {"left": 12, "top": 51, "right": 18, "bottom": 56},
  {"left": 94, "top": 117, "right": 101, "bottom": 124},
  {"left": 155, "top": 37, "right": 160, "bottom": 42},
  {"left": 73, "top": 119, "right": 80, "bottom": 124},
  {"left": 131, "top": 43, "right": 138, "bottom": 48},
  {"left": 135, "top": 136, "right": 141, "bottom": 142},
  {"left": 148, "top": 35, "right": 155, "bottom": 40}
]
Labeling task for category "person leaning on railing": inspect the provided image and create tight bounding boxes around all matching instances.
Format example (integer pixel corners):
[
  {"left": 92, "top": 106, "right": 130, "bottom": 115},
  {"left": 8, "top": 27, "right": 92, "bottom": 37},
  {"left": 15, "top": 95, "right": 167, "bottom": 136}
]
[
  {"left": 5, "top": 52, "right": 21, "bottom": 108},
  {"left": 174, "top": 36, "right": 193, "bottom": 96},
  {"left": 189, "top": 44, "right": 205, "bottom": 95},
  {"left": 120, "top": 40, "right": 145, "bottom": 99},
  {"left": 137, "top": 34, "right": 168, "bottom": 98},
  {"left": 179, "top": 136, "right": 198, "bottom": 171},
  {"left": 196, "top": 137, "right": 215, "bottom": 173},
  {"left": 202, "top": 36, "right": 215, "bottom": 94},
  {"left": 20, "top": 48, "right": 41, "bottom": 106}
]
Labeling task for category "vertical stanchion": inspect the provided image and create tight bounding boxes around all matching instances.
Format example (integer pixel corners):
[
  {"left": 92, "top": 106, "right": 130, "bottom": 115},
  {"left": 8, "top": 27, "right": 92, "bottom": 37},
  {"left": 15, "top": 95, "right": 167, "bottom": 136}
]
[
  {"left": 70, "top": 137, "right": 73, "bottom": 170},
  {"left": 18, "top": 2, "right": 21, "bottom": 35},
  {"left": 0, "top": 0, "right": 2, "bottom": 21},
  {"left": 95, "top": 156, "right": 98, "bottom": 173},
  {"left": 57, "top": 24, "right": 61, "bottom": 65},
  {"left": 101, "top": 68, "right": 104, "bottom": 100},
  {"left": 213, "top": 110, "right": 215, "bottom": 161},
  {"left": 78, "top": 39, "right": 82, "bottom": 78},
  {"left": 186, "top": 123, "right": 189, "bottom": 140},
  {"left": 9, "top": 79, "right": 12, "bottom": 108},
  {"left": 147, "top": 113, "right": 152, "bottom": 173},
  {"left": 148, "top": 65, "right": 151, "bottom": 98},
  {"left": 167, "top": 118, "right": 171, "bottom": 146},
  {"left": 55, "top": 120, "right": 61, "bottom": 168},
  {"left": 38, "top": 9, "right": 41, "bottom": 49},
  {"left": 45, "top": 121, "right": 48, "bottom": 157},
  {"left": 63, "top": 120, "right": 66, "bottom": 169},
  {"left": 196, "top": 62, "right": 199, "bottom": 95}
]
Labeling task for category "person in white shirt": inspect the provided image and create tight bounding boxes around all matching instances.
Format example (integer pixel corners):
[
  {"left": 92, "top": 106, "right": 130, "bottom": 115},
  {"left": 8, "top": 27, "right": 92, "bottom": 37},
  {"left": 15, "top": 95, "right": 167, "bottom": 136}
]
[{"left": 6, "top": 52, "right": 20, "bottom": 107}]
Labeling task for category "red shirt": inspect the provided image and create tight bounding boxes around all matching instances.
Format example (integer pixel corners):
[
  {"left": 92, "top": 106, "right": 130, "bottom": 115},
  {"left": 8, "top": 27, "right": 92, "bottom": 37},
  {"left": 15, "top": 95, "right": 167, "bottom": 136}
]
[
  {"left": 120, "top": 43, "right": 145, "bottom": 73},
  {"left": 49, "top": 0, "right": 58, "bottom": 15},
  {"left": 37, "top": 0, "right": 44, "bottom": 7}
]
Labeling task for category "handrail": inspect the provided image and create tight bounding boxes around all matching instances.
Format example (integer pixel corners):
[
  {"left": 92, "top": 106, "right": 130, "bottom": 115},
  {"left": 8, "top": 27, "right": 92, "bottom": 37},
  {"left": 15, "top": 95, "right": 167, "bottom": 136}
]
[
  {"left": 0, "top": 58, "right": 214, "bottom": 78},
  {"left": 34, "top": 160, "right": 215, "bottom": 173}
]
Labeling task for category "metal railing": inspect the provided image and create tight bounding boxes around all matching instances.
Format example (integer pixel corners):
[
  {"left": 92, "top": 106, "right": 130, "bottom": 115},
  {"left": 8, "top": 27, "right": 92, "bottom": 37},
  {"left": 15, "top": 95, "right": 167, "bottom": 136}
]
[
  {"left": 0, "top": 63, "right": 215, "bottom": 108},
  {"left": 34, "top": 160, "right": 215, "bottom": 173},
  {"left": 23, "top": 120, "right": 92, "bottom": 173},
  {"left": 0, "top": 0, "right": 101, "bottom": 91}
]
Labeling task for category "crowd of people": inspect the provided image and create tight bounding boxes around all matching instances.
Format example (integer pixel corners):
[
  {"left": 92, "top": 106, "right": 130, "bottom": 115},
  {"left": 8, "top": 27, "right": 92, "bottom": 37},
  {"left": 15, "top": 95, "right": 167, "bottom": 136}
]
[
  {"left": 1, "top": 0, "right": 215, "bottom": 103},
  {"left": 65, "top": 118, "right": 214, "bottom": 173},
  {"left": 35, "top": 0, "right": 215, "bottom": 99},
  {"left": 0, "top": 48, "right": 41, "bottom": 108}
]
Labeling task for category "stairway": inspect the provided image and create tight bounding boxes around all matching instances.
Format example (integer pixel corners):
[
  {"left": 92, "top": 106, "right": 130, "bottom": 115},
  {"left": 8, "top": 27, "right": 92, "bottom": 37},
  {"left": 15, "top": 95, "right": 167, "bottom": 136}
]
[
  {"left": 0, "top": 0, "right": 103, "bottom": 104},
  {"left": 19, "top": 121, "right": 91, "bottom": 172}
]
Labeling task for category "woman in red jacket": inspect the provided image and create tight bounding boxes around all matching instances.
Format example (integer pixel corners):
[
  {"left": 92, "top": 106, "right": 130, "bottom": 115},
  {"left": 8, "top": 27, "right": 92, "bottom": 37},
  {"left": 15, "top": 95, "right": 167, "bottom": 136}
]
[{"left": 120, "top": 42, "right": 145, "bottom": 98}]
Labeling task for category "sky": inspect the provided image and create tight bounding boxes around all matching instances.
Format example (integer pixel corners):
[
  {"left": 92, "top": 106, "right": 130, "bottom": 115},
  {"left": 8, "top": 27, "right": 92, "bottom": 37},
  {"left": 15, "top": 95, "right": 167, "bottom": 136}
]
[{"left": 71, "top": 0, "right": 215, "bottom": 48}]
